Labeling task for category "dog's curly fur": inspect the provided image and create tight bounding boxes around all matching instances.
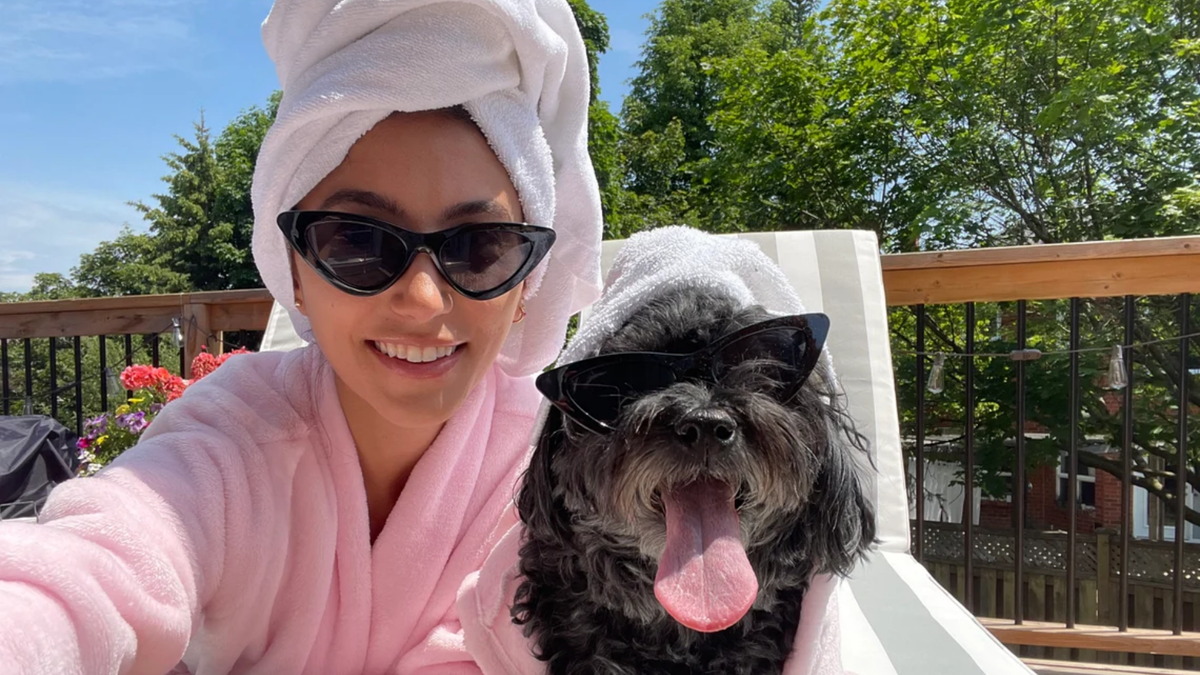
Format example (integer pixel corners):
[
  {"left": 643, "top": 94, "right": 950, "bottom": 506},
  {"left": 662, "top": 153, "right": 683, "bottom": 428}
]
[{"left": 513, "top": 286, "right": 878, "bottom": 675}]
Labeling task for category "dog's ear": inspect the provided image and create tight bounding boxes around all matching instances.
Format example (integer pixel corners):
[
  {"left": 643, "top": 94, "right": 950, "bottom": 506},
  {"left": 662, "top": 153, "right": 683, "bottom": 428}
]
[
  {"left": 516, "top": 407, "right": 574, "bottom": 545},
  {"left": 801, "top": 394, "right": 878, "bottom": 577}
]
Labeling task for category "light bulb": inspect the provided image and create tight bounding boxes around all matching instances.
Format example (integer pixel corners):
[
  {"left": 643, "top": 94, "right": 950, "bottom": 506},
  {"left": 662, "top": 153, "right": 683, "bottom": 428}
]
[
  {"left": 171, "top": 318, "right": 184, "bottom": 350},
  {"left": 105, "top": 367, "right": 124, "bottom": 393},
  {"left": 1108, "top": 345, "right": 1128, "bottom": 390},
  {"left": 927, "top": 353, "right": 946, "bottom": 394}
]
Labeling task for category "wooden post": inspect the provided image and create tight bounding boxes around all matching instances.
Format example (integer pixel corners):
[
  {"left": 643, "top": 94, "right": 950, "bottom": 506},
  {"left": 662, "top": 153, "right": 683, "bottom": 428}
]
[
  {"left": 982, "top": 568, "right": 998, "bottom": 618},
  {"left": 1028, "top": 574, "right": 1047, "bottom": 659},
  {"left": 1134, "top": 588, "right": 1155, "bottom": 667},
  {"left": 1080, "top": 579, "right": 1099, "bottom": 663},
  {"left": 182, "top": 301, "right": 216, "bottom": 372},
  {"left": 1162, "top": 589, "right": 1184, "bottom": 670},
  {"left": 937, "top": 563, "right": 952, "bottom": 593},
  {"left": 1097, "top": 532, "right": 1113, "bottom": 626},
  {"left": 1051, "top": 575, "right": 1070, "bottom": 661},
  {"left": 1003, "top": 570, "right": 1016, "bottom": 619}
]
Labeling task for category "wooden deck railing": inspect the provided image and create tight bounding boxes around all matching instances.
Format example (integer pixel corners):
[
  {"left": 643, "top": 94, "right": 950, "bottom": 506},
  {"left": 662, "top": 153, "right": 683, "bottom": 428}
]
[
  {"left": 880, "top": 235, "right": 1200, "bottom": 305},
  {"left": 3, "top": 234, "right": 1196, "bottom": 345},
  {"left": 0, "top": 289, "right": 274, "bottom": 367},
  {"left": 5, "top": 235, "right": 1200, "bottom": 664}
]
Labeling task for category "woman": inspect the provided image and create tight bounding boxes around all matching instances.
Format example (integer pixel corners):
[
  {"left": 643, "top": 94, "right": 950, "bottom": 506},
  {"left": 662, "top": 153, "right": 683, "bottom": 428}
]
[{"left": 0, "top": 0, "right": 602, "bottom": 673}]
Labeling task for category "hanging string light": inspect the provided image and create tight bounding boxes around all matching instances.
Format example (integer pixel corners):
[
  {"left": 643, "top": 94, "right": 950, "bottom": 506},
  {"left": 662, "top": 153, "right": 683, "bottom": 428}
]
[
  {"left": 900, "top": 330, "right": 1200, "bottom": 363},
  {"left": 926, "top": 353, "right": 946, "bottom": 394},
  {"left": 104, "top": 367, "right": 124, "bottom": 393},
  {"left": 171, "top": 317, "right": 184, "bottom": 350},
  {"left": 1107, "top": 345, "right": 1128, "bottom": 390}
]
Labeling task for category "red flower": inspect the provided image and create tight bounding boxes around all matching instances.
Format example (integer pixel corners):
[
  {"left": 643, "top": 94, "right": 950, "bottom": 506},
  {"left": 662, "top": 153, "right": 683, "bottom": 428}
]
[
  {"left": 216, "top": 348, "right": 252, "bottom": 366},
  {"left": 190, "top": 347, "right": 220, "bottom": 381},
  {"left": 159, "top": 374, "right": 187, "bottom": 401},
  {"left": 190, "top": 346, "right": 251, "bottom": 381},
  {"left": 120, "top": 365, "right": 159, "bottom": 391},
  {"left": 120, "top": 365, "right": 187, "bottom": 399}
]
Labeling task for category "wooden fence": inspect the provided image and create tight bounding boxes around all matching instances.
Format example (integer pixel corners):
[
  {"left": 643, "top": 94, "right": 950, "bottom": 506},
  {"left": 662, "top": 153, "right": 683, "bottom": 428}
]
[{"left": 919, "top": 520, "right": 1200, "bottom": 669}]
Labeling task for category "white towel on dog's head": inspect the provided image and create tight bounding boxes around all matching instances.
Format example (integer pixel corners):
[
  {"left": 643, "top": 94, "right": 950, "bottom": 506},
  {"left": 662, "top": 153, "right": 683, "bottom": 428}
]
[
  {"left": 250, "top": 0, "right": 603, "bottom": 377},
  {"left": 560, "top": 225, "right": 835, "bottom": 376}
]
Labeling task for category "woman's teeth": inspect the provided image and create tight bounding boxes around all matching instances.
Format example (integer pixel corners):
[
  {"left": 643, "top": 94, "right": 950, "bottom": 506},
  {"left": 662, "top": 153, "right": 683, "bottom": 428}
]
[{"left": 373, "top": 342, "right": 458, "bottom": 363}]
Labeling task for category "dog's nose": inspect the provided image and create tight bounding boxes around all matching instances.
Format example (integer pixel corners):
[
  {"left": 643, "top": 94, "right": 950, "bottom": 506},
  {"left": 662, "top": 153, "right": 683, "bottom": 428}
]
[{"left": 674, "top": 408, "right": 738, "bottom": 446}]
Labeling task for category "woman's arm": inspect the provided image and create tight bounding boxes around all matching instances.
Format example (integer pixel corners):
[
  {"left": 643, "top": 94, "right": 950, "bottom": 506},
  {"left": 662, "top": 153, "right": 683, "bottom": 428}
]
[{"left": 0, "top": 408, "right": 255, "bottom": 675}]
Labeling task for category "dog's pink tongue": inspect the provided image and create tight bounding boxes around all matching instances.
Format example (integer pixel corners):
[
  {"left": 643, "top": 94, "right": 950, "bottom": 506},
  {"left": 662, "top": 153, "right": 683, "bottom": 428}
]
[{"left": 654, "top": 480, "right": 758, "bottom": 633}]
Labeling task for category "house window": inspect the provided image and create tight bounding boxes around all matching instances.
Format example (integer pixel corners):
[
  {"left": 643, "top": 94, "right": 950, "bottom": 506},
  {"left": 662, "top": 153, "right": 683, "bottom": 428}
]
[
  {"left": 1056, "top": 452, "right": 1097, "bottom": 508},
  {"left": 980, "top": 470, "right": 1014, "bottom": 503},
  {"left": 1162, "top": 463, "right": 1199, "bottom": 543}
]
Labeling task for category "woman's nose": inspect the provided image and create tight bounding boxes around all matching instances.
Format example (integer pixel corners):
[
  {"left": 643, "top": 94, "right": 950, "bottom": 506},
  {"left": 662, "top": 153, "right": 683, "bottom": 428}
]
[{"left": 385, "top": 253, "right": 452, "bottom": 322}]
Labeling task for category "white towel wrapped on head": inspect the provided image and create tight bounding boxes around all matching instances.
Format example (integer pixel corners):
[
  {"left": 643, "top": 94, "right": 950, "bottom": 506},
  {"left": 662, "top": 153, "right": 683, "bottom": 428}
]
[{"left": 251, "top": 0, "right": 603, "bottom": 377}]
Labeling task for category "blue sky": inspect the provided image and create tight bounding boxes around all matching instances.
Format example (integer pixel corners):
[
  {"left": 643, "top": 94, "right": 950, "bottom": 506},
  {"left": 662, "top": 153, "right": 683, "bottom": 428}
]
[{"left": 0, "top": 0, "right": 650, "bottom": 293}]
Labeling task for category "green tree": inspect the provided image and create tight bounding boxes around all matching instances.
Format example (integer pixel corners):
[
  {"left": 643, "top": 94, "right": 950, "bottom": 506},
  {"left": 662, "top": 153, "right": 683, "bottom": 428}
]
[
  {"left": 132, "top": 115, "right": 232, "bottom": 291},
  {"left": 822, "top": 0, "right": 1200, "bottom": 247},
  {"left": 610, "top": 0, "right": 786, "bottom": 235},
  {"left": 567, "top": 0, "right": 630, "bottom": 236},
  {"left": 624, "top": 0, "right": 764, "bottom": 177},
  {"left": 23, "top": 273, "right": 79, "bottom": 301},
  {"left": 628, "top": 0, "right": 1200, "bottom": 527},
  {"left": 211, "top": 92, "right": 281, "bottom": 289},
  {"left": 130, "top": 95, "right": 279, "bottom": 293},
  {"left": 72, "top": 227, "right": 190, "bottom": 297},
  {"left": 827, "top": 0, "right": 1200, "bottom": 526}
]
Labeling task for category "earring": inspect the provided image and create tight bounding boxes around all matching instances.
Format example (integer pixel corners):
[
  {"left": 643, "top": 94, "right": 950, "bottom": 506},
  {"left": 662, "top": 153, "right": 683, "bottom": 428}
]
[{"left": 513, "top": 301, "right": 527, "bottom": 324}]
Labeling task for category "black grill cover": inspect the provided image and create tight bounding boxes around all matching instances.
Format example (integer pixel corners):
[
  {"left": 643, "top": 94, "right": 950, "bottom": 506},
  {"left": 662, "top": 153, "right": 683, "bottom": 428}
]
[{"left": 0, "top": 415, "right": 80, "bottom": 520}]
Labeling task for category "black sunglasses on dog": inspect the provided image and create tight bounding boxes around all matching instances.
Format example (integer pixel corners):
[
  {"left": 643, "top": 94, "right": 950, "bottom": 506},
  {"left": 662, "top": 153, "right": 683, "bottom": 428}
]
[
  {"left": 277, "top": 210, "right": 556, "bottom": 300},
  {"left": 536, "top": 313, "right": 830, "bottom": 435}
]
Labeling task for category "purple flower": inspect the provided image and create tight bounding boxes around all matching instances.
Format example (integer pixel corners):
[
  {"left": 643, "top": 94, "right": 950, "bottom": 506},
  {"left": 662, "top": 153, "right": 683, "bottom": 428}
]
[
  {"left": 149, "top": 403, "right": 165, "bottom": 415},
  {"left": 116, "top": 411, "right": 149, "bottom": 435},
  {"left": 83, "top": 414, "right": 108, "bottom": 438}
]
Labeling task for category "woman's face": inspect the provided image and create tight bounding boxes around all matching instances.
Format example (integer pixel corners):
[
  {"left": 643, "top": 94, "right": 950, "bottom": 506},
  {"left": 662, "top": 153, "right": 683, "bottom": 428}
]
[{"left": 293, "top": 111, "right": 525, "bottom": 429}]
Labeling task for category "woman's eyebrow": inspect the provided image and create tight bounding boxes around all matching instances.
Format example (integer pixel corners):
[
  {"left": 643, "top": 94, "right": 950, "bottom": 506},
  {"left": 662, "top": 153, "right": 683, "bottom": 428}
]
[
  {"left": 319, "top": 190, "right": 513, "bottom": 223},
  {"left": 441, "top": 199, "right": 513, "bottom": 222},
  {"left": 320, "top": 189, "right": 408, "bottom": 221}
]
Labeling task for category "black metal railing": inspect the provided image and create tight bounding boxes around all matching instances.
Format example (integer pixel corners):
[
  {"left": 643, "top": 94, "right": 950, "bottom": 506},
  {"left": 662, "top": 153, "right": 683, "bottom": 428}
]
[
  {"left": 903, "top": 292, "right": 1198, "bottom": 638},
  {"left": 0, "top": 334, "right": 181, "bottom": 435}
]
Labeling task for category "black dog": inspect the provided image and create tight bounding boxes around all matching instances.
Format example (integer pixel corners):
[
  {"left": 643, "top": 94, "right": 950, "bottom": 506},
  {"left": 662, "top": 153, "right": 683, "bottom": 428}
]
[{"left": 513, "top": 286, "right": 877, "bottom": 675}]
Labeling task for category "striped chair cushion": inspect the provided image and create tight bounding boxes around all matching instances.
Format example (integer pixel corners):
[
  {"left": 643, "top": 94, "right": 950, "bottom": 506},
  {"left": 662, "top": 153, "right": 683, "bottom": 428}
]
[{"left": 599, "top": 231, "right": 1032, "bottom": 675}]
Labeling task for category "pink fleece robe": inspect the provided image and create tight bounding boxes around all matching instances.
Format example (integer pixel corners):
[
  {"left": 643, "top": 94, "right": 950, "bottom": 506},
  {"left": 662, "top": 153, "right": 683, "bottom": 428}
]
[{"left": 0, "top": 344, "right": 538, "bottom": 675}]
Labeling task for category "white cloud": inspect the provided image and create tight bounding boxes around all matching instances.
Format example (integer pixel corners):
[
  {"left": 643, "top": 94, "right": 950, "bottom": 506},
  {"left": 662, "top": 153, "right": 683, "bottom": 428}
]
[
  {"left": 0, "top": 180, "right": 143, "bottom": 292},
  {"left": 0, "top": 0, "right": 197, "bottom": 84}
]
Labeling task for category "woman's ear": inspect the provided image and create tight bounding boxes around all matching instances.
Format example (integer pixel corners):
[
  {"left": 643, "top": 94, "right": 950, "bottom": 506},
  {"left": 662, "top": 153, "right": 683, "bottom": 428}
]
[
  {"left": 511, "top": 281, "right": 527, "bottom": 324},
  {"left": 290, "top": 251, "right": 306, "bottom": 314}
]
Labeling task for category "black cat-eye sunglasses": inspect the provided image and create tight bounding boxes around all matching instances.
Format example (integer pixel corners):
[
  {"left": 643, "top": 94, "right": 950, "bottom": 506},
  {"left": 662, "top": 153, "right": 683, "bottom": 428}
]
[
  {"left": 277, "top": 210, "right": 556, "bottom": 300},
  {"left": 536, "top": 313, "right": 830, "bottom": 435}
]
